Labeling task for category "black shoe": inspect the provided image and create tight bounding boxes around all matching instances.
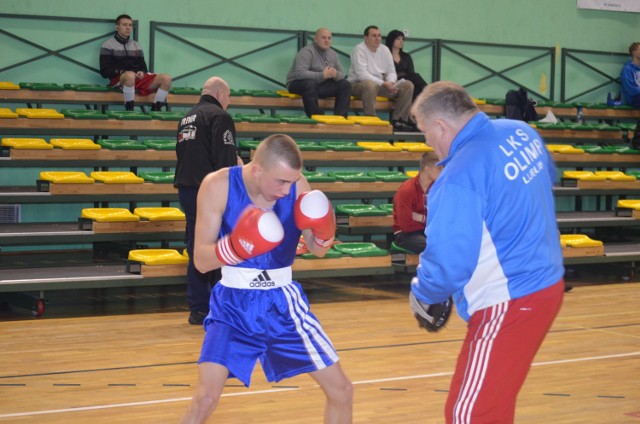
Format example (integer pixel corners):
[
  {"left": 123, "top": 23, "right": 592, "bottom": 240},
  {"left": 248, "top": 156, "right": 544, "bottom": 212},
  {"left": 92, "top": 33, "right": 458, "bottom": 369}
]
[
  {"left": 125, "top": 101, "right": 134, "bottom": 111},
  {"left": 392, "top": 120, "right": 413, "bottom": 132},
  {"left": 188, "top": 310, "right": 207, "bottom": 325},
  {"left": 404, "top": 119, "right": 420, "bottom": 132},
  {"left": 151, "top": 101, "right": 165, "bottom": 112}
]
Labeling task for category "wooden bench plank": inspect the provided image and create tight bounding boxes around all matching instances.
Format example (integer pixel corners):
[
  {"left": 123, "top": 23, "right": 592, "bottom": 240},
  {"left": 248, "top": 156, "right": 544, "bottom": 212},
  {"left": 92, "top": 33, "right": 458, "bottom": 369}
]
[
  {"left": 90, "top": 220, "right": 184, "bottom": 234},
  {"left": 44, "top": 182, "right": 177, "bottom": 195}
]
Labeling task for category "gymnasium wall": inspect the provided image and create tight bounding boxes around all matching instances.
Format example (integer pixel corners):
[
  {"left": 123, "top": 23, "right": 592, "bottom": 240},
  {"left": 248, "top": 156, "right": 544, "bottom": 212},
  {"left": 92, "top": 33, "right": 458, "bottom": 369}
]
[{"left": 1, "top": 0, "right": 638, "bottom": 102}]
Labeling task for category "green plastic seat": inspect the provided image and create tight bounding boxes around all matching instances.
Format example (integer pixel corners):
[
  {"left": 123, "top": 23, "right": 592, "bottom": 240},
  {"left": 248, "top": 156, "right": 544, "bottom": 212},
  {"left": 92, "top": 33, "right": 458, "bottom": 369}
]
[
  {"left": 320, "top": 141, "right": 365, "bottom": 151},
  {"left": 566, "top": 123, "right": 597, "bottom": 131},
  {"left": 142, "top": 139, "right": 176, "bottom": 150},
  {"left": 230, "top": 89, "right": 248, "bottom": 96},
  {"left": 328, "top": 171, "right": 376, "bottom": 182},
  {"left": 149, "top": 111, "right": 184, "bottom": 121},
  {"left": 107, "top": 110, "right": 152, "bottom": 120},
  {"left": 97, "top": 139, "right": 147, "bottom": 150},
  {"left": 484, "top": 98, "right": 505, "bottom": 106},
  {"left": 278, "top": 115, "right": 318, "bottom": 124},
  {"left": 619, "top": 123, "right": 637, "bottom": 131},
  {"left": 611, "top": 105, "right": 634, "bottom": 110},
  {"left": 584, "top": 103, "right": 609, "bottom": 110},
  {"left": 593, "top": 124, "right": 621, "bottom": 131},
  {"left": 539, "top": 123, "right": 569, "bottom": 130},
  {"left": 335, "top": 204, "right": 387, "bottom": 216},
  {"left": 332, "top": 242, "right": 389, "bottom": 257},
  {"left": 295, "top": 141, "right": 326, "bottom": 151},
  {"left": 60, "top": 109, "right": 109, "bottom": 120},
  {"left": 579, "top": 145, "right": 605, "bottom": 154},
  {"left": 170, "top": 87, "right": 200, "bottom": 95},
  {"left": 247, "top": 89, "right": 280, "bottom": 98},
  {"left": 389, "top": 241, "right": 416, "bottom": 254},
  {"left": 138, "top": 171, "right": 175, "bottom": 183},
  {"left": 63, "top": 83, "right": 113, "bottom": 92},
  {"left": 552, "top": 102, "right": 577, "bottom": 108},
  {"left": 302, "top": 171, "right": 336, "bottom": 182},
  {"left": 299, "top": 249, "right": 343, "bottom": 259},
  {"left": 239, "top": 140, "right": 261, "bottom": 150},
  {"left": 239, "top": 114, "right": 281, "bottom": 123},
  {"left": 377, "top": 203, "right": 393, "bottom": 214},
  {"left": 611, "top": 146, "right": 640, "bottom": 155},
  {"left": 368, "top": 171, "right": 410, "bottom": 182},
  {"left": 19, "top": 82, "right": 65, "bottom": 91}
]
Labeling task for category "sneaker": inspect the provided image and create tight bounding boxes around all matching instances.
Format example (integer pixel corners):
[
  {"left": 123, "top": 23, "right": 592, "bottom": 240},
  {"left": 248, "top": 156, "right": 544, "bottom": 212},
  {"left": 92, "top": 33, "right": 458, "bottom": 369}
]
[
  {"left": 188, "top": 310, "right": 207, "bottom": 325},
  {"left": 392, "top": 120, "right": 413, "bottom": 132},
  {"left": 151, "top": 102, "right": 165, "bottom": 112},
  {"left": 125, "top": 101, "right": 134, "bottom": 111}
]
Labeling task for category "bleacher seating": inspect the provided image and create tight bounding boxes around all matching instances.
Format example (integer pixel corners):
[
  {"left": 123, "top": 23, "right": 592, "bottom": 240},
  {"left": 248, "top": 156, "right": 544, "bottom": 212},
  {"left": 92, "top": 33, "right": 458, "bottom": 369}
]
[{"left": 4, "top": 78, "right": 640, "bottom": 301}]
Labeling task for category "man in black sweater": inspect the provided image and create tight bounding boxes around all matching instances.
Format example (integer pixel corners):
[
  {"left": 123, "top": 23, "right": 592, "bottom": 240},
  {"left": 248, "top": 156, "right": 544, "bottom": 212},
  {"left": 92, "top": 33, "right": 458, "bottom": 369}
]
[
  {"left": 99, "top": 14, "right": 172, "bottom": 111},
  {"left": 174, "top": 76, "right": 242, "bottom": 325}
]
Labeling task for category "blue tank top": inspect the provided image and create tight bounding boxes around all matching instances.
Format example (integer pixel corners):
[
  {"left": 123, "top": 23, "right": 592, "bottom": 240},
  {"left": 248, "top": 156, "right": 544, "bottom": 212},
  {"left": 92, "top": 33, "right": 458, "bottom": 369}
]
[{"left": 220, "top": 166, "right": 300, "bottom": 269}]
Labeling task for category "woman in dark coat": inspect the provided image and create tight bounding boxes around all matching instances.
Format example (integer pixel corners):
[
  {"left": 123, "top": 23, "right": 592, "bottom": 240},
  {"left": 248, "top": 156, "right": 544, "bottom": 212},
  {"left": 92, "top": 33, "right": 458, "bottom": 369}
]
[{"left": 385, "top": 29, "right": 428, "bottom": 101}]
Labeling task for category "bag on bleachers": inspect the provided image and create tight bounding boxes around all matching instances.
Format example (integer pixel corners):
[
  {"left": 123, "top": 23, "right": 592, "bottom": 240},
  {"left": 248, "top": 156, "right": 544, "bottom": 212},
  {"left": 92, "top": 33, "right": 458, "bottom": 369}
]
[{"left": 505, "top": 87, "right": 538, "bottom": 122}]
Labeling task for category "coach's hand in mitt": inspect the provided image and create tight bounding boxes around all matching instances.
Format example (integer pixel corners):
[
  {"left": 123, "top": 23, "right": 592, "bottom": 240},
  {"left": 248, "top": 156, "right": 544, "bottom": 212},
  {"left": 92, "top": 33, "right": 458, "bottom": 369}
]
[{"left": 409, "top": 291, "right": 453, "bottom": 333}]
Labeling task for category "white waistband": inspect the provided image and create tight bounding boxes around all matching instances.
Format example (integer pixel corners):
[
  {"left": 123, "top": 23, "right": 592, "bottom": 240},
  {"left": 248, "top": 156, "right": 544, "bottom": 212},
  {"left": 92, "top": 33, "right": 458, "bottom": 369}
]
[{"left": 220, "top": 266, "right": 293, "bottom": 289}]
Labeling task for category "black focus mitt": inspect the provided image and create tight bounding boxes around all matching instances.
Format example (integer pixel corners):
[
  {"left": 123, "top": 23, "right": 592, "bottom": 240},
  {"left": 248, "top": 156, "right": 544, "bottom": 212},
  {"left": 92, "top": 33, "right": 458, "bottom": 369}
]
[{"left": 409, "top": 291, "right": 453, "bottom": 333}]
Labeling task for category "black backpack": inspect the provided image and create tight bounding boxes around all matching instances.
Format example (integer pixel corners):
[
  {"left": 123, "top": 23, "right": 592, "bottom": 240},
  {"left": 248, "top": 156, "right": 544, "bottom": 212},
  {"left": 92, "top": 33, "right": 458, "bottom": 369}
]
[{"left": 505, "top": 87, "right": 538, "bottom": 122}]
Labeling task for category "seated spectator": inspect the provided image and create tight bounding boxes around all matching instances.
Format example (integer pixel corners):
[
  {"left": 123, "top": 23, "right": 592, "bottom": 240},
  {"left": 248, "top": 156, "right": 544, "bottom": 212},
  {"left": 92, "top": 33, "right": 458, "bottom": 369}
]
[
  {"left": 348, "top": 25, "right": 416, "bottom": 132},
  {"left": 392, "top": 153, "right": 441, "bottom": 253},
  {"left": 620, "top": 42, "right": 640, "bottom": 147},
  {"left": 100, "top": 14, "right": 172, "bottom": 111},
  {"left": 385, "top": 30, "right": 428, "bottom": 101},
  {"left": 286, "top": 27, "right": 351, "bottom": 118}
]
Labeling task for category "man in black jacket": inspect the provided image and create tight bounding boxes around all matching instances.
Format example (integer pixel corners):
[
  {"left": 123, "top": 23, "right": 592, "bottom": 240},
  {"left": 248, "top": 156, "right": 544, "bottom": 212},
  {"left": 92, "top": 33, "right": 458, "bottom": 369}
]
[
  {"left": 99, "top": 14, "right": 172, "bottom": 111},
  {"left": 174, "top": 76, "right": 242, "bottom": 325}
]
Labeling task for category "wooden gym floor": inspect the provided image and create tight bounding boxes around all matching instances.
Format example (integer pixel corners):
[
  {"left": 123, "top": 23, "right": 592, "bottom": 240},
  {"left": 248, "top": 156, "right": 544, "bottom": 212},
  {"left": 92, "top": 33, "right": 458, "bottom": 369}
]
[{"left": 0, "top": 268, "right": 638, "bottom": 423}]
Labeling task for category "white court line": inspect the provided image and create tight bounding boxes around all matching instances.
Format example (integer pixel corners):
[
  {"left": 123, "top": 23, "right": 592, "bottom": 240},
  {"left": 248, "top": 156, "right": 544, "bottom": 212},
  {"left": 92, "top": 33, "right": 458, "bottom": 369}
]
[{"left": 0, "top": 351, "right": 638, "bottom": 419}]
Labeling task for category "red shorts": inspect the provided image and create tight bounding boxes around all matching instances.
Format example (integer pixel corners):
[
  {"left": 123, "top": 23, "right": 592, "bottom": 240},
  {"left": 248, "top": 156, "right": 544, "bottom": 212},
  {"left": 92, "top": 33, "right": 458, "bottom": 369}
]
[
  {"left": 109, "top": 72, "right": 158, "bottom": 96},
  {"left": 445, "top": 279, "right": 564, "bottom": 424}
]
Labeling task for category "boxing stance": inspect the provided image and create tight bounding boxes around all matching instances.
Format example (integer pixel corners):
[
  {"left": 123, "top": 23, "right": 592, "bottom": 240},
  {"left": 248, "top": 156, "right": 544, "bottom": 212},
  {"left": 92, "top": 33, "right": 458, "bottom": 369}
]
[{"left": 180, "top": 134, "right": 352, "bottom": 424}]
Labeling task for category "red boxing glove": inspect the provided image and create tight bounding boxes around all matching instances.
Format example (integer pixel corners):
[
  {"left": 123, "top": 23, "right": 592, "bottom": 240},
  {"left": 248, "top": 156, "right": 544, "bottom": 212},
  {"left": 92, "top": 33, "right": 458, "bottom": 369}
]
[
  {"left": 215, "top": 206, "right": 284, "bottom": 266},
  {"left": 294, "top": 190, "right": 336, "bottom": 248}
]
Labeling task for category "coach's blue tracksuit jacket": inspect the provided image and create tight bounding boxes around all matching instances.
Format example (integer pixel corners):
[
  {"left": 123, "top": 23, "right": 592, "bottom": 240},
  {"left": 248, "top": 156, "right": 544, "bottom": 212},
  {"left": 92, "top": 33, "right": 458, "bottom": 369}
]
[{"left": 412, "top": 112, "right": 564, "bottom": 322}]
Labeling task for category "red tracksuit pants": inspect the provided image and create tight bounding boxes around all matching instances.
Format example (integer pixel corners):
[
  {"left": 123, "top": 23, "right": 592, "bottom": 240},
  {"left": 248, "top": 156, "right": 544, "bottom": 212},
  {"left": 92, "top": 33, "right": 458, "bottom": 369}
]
[{"left": 445, "top": 279, "right": 564, "bottom": 424}]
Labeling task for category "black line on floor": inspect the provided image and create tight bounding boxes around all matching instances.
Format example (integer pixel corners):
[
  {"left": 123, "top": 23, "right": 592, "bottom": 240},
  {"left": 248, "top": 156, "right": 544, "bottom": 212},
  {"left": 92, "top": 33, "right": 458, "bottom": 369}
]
[
  {"left": 163, "top": 383, "right": 191, "bottom": 387},
  {"left": 380, "top": 387, "right": 408, "bottom": 391},
  {"left": 597, "top": 395, "right": 625, "bottom": 399},
  {"left": 543, "top": 393, "right": 571, "bottom": 397},
  {"left": 53, "top": 383, "right": 81, "bottom": 386},
  {"left": 108, "top": 383, "right": 136, "bottom": 387}
]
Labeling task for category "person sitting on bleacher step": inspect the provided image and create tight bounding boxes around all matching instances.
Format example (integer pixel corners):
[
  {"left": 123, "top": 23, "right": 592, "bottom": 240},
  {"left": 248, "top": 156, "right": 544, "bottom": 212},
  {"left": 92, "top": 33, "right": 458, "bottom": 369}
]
[
  {"left": 99, "top": 14, "right": 172, "bottom": 111},
  {"left": 620, "top": 42, "right": 640, "bottom": 149},
  {"left": 392, "top": 152, "right": 441, "bottom": 253}
]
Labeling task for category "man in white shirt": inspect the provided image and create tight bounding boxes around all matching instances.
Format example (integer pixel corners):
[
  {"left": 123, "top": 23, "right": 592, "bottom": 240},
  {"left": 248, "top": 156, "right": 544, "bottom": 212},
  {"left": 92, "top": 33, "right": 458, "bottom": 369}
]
[{"left": 348, "top": 25, "right": 415, "bottom": 132}]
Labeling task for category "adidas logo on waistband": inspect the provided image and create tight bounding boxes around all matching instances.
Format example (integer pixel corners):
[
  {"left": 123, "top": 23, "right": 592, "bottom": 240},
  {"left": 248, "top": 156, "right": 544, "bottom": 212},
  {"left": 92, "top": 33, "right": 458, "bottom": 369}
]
[{"left": 249, "top": 270, "right": 276, "bottom": 288}]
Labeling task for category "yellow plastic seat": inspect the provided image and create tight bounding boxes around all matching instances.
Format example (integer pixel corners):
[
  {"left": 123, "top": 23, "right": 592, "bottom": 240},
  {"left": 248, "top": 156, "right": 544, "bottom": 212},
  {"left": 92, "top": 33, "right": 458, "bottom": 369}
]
[
  {"left": 311, "top": 115, "right": 355, "bottom": 125},
  {"left": 357, "top": 141, "right": 403, "bottom": 152},
  {"left": 275, "top": 90, "right": 302, "bottom": 99},
  {"left": 0, "top": 81, "right": 20, "bottom": 90},
  {"left": 594, "top": 171, "right": 636, "bottom": 181},
  {"left": 133, "top": 207, "right": 185, "bottom": 221},
  {"left": 39, "top": 171, "right": 94, "bottom": 184},
  {"left": 471, "top": 97, "right": 487, "bottom": 105},
  {"left": 562, "top": 171, "right": 606, "bottom": 181},
  {"left": 346, "top": 116, "right": 391, "bottom": 126},
  {"left": 617, "top": 199, "right": 640, "bottom": 210},
  {"left": 127, "top": 249, "right": 189, "bottom": 265},
  {"left": 559, "top": 234, "right": 603, "bottom": 248},
  {"left": 90, "top": 171, "right": 144, "bottom": 184},
  {"left": 182, "top": 249, "right": 189, "bottom": 259},
  {"left": 2, "top": 138, "right": 53, "bottom": 150},
  {"left": 0, "top": 108, "right": 19, "bottom": 118},
  {"left": 50, "top": 138, "right": 101, "bottom": 150},
  {"left": 375, "top": 96, "right": 391, "bottom": 101},
  {"left": 15, "top": 108, "right": 64, "bottom": 119},
  {"left": 81, "top": 208, "right": 140, "bottom": 222},
  {"left": 394, "top": 142, "right": 433, "bottom": 152},
  {"left": 406, "top": 170, "right": 419, "bottom": 178},
  {"left": 546, "top": 144, "right": 585, "bottom": 154}
]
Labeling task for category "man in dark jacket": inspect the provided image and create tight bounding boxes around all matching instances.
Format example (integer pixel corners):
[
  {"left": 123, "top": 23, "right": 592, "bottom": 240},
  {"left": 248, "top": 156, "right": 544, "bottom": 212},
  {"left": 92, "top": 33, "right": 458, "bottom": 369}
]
[
  {"left": 174, "top": 76, "right": 242, "bottom": 325},
  {"left": 99, "top": 14, "right": 172, "bottom": 111}
]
